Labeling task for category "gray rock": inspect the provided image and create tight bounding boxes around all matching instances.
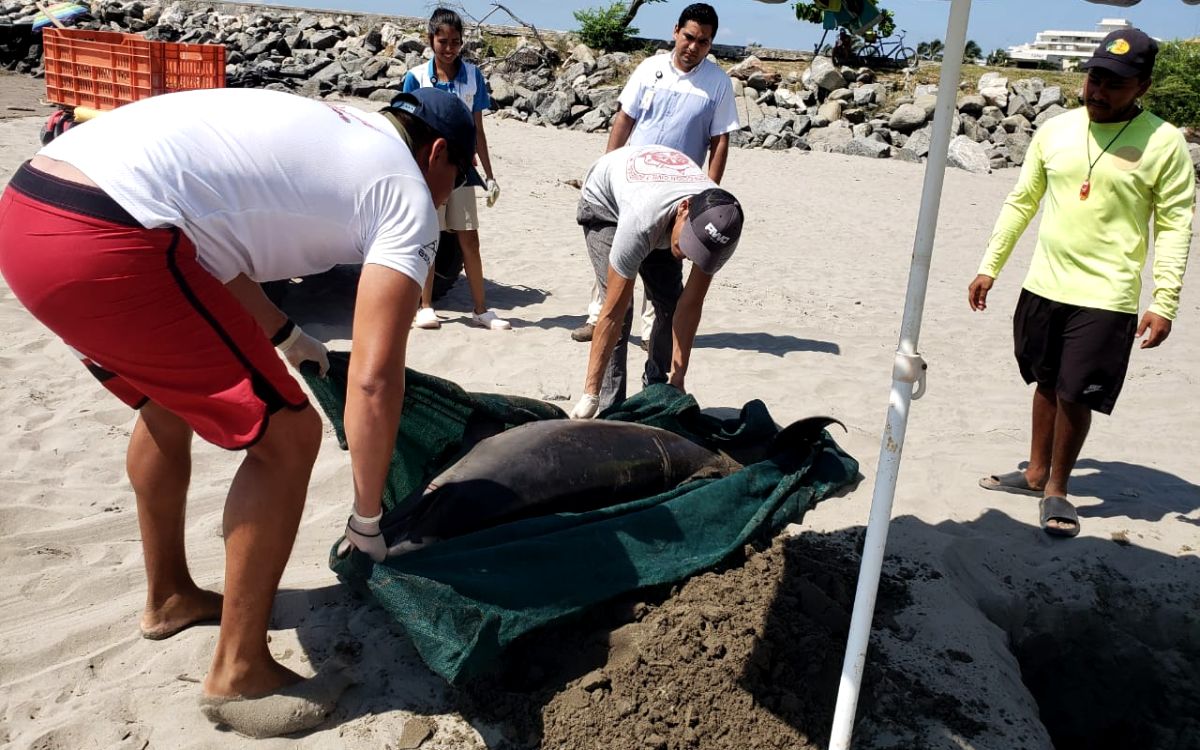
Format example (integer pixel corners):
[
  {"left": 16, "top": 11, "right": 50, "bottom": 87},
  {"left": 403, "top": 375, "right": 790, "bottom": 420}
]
[
  {"left": 894, "top": 148, "right": 924, "bottom": 164},
  {"left": 754, "top": 116, "right": 787, "bottom": 137},
  {"left": 1002, "top": 114, "right": 1033, "bottom": 133},
  {"left": 853, "top": 83, "right": 884, "bottom": 106},
  {"left": 957, "top": 94, "right": 985, "bottom": 117},
  {"left": 947, "top": 134, "right": 991, "bottom": 174},
  {"left": 489, "top": 75, "right": 516, "bottom": 108},
  {"left": 308, "top": 28, "right": 340, "bottom": 50},
  {"left": 851, "top": 122, "right": 873, "bottom": 138},
  {"left": 901, "top": 126, "right": 932, "bottom": 157},
  {"left": 790, "top": 115, "right": 812, "bottom": 137},
  {"left": 1033, "top": 104, "right": 1068, "bottom": 128},
  {"left": 818, "top": 100, "right": 843, "bottom": 123},
  {"left": 743, "top": 93, "right": 764, "bottom": 129},
  {"left": 990, "top": 129, "right": 1009, "bottom": 146},
  {"left": 1037, "top": 86, "right": 1064, "bottom": 112},
  {"left": 1006, "top": 130, "right": 1033, "bottom": 165},
  {"left": 774, "top": 86, "right": 800, "bottom": 109},
  {"left": 396, "top": 35, "right": 425, "bottom": 53},
  {"left": 577, "top": 107, "right": 610, "bottom": 133},
  {"left": 1011, "top": 79, "right": 1038, "bottom": 106},
  {"left": 806, "top": 124, "right": 853, "bottom": 153},
  {"left": 589, "top": 87, "right": 621, "bottom": 108},
  {"left": 844, "top": 137, "right": 891, "bottom": 158},
  {"left": 1189, "top": 143, "right": 1200, "bottom": 177},
  {"left": 807, "top": 55, "right": 846, "bottom": 92},
  {"left": 568, "top": 43, "right": 595, "bottom": 68},
  {"left": 889, "top": 103, "right": 927, "bottom": 132},
  {"left": 368, "top": 87, "right": 400, "bottom": 102},
  {"left": 914, "top": 94, "right": 938, "bottom": 117},
  {"left": 914, "top": 84, "right": 938, "bottom": 98},
  {"left": 978, "top": 114, "right": 1001, "bottom": 131},
  {"left": 545, "top": 91, "right": 577, "bottom": 125},
  {"left": 828, "top": 87, "right": 853, "bottom": 102},
  {"left": 842, "top": 107, "right": 867, "bottom": 125},
  {"left": 1006, "top": 93, "right": 1035, "bottom": 120}
]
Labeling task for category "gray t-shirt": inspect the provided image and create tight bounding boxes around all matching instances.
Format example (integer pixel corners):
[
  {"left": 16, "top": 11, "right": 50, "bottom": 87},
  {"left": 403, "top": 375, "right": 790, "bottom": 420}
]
[{"left": 580, "top": 145, "right": 716, "bottom": 279}]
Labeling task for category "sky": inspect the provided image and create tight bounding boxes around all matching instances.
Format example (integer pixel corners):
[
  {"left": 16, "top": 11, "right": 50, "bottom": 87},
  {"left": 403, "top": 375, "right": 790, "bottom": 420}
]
[{"left": 260, "top": 0, "right": 1200, "bottom": 54}]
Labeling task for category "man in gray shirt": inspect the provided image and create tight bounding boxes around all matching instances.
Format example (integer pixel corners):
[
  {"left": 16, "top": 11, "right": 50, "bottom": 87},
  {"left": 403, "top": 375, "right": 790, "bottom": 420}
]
[{"left": 569, "top": 145, "right": 745, "bottom": 418}]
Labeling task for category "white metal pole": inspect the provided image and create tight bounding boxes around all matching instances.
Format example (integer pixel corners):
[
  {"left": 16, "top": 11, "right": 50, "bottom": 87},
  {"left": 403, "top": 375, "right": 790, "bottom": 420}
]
[{"left": 827, "top": 1, "right": 973, "bottom": 748}]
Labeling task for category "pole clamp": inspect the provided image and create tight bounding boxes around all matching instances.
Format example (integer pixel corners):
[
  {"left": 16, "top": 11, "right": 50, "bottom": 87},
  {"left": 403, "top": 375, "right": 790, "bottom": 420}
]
[{"left": 892, "top": 352, "right": 928, "bottom": 400}]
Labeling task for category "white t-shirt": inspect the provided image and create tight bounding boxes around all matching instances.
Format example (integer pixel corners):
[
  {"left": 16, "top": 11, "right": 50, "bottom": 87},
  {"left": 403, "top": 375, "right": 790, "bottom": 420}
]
[
  {"left": 618, "top": 53, "right": 741, "bottom": 168},
  {"left": 40, "top": 88, "right": 438, "bottom": 286},
  {"left": 581, "top": 145, "right": 715, "bottom": 280}
]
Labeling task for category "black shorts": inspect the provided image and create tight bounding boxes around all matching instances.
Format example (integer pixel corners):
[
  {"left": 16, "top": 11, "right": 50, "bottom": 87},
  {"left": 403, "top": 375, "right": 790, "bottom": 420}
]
[{"left": 1013, "top": 289, "right": 1137, "bottom": 415}]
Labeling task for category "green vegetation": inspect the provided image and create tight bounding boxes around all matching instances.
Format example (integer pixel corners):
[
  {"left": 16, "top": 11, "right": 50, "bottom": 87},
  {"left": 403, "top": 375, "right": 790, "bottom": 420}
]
[
  {"left": 793, "top": 1, "right": 896, "bottom": 42},
  {"left": 572, "top": 0, "right": 664, "bottom": 52},
  {"left": 1144, "top": 40, "right": 1200, "bottom": 129}
]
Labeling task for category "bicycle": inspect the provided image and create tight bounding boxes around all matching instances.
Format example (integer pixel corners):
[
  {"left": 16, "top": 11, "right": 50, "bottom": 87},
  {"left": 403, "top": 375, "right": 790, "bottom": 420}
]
[{"left": 855, "top": 28, "right": 917, "bottom": 69}]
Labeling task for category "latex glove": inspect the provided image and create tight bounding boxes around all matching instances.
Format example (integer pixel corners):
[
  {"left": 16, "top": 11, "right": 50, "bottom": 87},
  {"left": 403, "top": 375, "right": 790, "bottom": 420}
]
[
  {"left": 276, "top": 321, "right": 329, "bottom": 377},
  {"left": 340, "top": 511, "right": 386, "bottom": 562},
  {"left": 485, "top": 178, "right": 500, "bottom": 208},
  {"left": 569, "top": 393, "right": 599, "bottom": 420}
]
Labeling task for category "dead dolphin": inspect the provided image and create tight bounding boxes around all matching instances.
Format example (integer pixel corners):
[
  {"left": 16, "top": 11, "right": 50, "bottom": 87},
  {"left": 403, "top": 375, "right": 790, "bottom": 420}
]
[{"left": 377, "top": 416, "right": 843, "bottom": 556}]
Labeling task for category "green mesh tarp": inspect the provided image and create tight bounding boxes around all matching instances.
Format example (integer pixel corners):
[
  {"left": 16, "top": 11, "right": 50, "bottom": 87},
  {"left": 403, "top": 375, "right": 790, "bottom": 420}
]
[{"left": 305, "top": 353, "right": 858, "bottom": 684}]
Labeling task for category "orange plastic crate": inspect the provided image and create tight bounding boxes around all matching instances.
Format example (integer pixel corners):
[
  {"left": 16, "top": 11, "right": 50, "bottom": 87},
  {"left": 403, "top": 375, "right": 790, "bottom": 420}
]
[{"left": 43, "top": 28, "right": 225, "bottom": 110}]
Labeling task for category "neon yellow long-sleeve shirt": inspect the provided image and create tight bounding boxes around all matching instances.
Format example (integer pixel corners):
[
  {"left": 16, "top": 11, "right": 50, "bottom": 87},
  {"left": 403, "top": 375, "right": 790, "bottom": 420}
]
[{"left": 978, "top": 107, "right": 1195, "bottom": 320}]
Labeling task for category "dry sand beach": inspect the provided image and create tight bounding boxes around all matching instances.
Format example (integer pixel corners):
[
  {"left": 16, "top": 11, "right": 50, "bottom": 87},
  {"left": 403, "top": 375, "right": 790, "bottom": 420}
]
[{"left": 1, "top": 70, "right": 1199, "bottom": 748}]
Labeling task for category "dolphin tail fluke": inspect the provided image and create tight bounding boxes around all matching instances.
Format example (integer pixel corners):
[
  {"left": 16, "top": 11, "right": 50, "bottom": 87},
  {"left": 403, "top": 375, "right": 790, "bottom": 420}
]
[{"left": 767, "top": 416, "right": 845, "bottom": 465}]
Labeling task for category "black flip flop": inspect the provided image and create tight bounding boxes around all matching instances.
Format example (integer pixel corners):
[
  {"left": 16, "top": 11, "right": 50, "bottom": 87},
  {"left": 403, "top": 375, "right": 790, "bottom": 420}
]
[
  {"left": 1039, "top": 495, "right": 1080, "bottom": 538},
  {"left": 979, "top": 470, "right": 1042, "bottom": 497}
]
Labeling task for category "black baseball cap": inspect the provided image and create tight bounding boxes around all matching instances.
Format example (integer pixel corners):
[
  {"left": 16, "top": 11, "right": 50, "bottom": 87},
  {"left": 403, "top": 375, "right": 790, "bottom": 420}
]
[
  {"left": 678, "top": 188, "right": 744, "bottom": 274},
  {"left": 1081, "top": 27, "right": 1158, "bottom": 79},
  {"left": 389, "top": 89, "right": 485, "bottom": 187}
]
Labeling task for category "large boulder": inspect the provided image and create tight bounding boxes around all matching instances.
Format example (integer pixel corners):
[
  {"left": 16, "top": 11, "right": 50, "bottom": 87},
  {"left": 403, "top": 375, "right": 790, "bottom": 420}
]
[
  {"left": 1033, "top": 104, "right": 1068, "bottom": 128},
  {"left": 889, "top": 103, "right": 927, "bottom": 132},
  {"left": 1037, "top": 86, "right": 1065, "bottom": 112},
  {"left": 805, "top": 123, "right": 853, "bottom": 153},
  {"left": 901, "top": 126, "right": 933, "bottom": 158},
  {"left": 1006, "top": 130, "right": 1033, "bottom": 166},
  {"left": 817, "top": 100, "right": 844, "bottom": 125},
  {"left": 947, "top": 134, "right": 991, "bottom": 174},
  {"left": 489, "top": 75, "right": 516, "bottom": 108},
  {"left": 978, "top": 72, "right": 1009, "bottom": 109},
  {"left": 853, "top": 82, "right": 885, "bottom": 106},
  {"left": 957, "top": 94, "right": 986, "bottom": 117},
  {"left": 844, "top": 137, "right": 891, "bottom": 158},
  {"left": 807, "top": 55, "right": 847, "bottom": 92}
]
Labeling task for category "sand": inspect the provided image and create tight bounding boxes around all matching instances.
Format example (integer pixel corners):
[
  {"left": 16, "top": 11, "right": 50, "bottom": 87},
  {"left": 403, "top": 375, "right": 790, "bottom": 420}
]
[{"left": 1, "top": 76, "right": 1198, "bottom": 749}]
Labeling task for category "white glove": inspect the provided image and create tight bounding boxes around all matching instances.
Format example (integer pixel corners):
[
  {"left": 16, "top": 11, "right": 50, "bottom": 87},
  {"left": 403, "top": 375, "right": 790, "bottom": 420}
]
[
  {"left": 569, "top": 393, "right": 599, "bottom": 420},
  {"left": 275, "top": 321, "right": 329, "bottom": 377},
  {"left": 485, "top": 178, "right": 500, "bottom": 208},
  {"left": 340, "top": 510, "right": 386, "bottom": 562}
]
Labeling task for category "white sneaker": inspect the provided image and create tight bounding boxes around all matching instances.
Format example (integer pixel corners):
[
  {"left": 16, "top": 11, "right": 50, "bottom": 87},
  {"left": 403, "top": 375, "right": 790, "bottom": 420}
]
[
  {"left": 414, "top": 307, "right": 441, "bottom": 329},
  {"left": 470, "top": 309, "right": 511, "bottom": 330}
]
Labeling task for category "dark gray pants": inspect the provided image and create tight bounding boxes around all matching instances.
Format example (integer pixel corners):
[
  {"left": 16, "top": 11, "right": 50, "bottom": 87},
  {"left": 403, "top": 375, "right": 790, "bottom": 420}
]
[{"left": 578, "top": 199, "right": 683, "bottom": 412}]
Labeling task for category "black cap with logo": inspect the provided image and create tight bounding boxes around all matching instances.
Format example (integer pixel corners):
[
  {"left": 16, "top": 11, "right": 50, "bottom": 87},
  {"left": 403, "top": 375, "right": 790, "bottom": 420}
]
[{"left": 1081, "top": 27, "right": 1158, "bottom": 79}]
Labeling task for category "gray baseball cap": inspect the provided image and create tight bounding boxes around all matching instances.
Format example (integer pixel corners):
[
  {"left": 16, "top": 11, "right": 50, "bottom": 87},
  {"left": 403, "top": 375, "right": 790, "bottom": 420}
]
[{"left": 678, "top": 188, "right": 744, "bottom": 274}]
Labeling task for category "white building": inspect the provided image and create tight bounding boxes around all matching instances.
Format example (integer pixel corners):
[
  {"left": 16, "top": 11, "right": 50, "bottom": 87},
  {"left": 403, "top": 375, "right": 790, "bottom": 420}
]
[{"left": 1007, "top": 18, "right": 1132, "bottom": 70}]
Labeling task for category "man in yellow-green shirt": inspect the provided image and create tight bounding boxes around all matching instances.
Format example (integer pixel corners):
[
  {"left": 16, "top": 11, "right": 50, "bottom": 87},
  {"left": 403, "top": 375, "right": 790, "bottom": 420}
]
[{"left": 967, "top": 27, "right": 1195, "bottom": 539}]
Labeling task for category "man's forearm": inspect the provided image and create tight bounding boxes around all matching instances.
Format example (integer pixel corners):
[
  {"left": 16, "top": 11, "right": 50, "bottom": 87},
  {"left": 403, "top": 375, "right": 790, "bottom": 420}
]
[
  {"left": 606, "top": 109, "right": 635, "bottom": 153},
  {"left": 344, "top": 368, "right": 405, "bottom": 518},
  {"left": 707, "top": 135, "right": 730, "bottom": 184},
  {"left": 669, "top": 269, "right": 713, "bottom": 386}
]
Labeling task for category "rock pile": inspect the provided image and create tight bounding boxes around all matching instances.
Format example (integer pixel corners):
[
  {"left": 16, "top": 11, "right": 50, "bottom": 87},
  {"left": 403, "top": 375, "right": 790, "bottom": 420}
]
[{"left": 5, "top": 0, "right": 1195, "bottom": 178}]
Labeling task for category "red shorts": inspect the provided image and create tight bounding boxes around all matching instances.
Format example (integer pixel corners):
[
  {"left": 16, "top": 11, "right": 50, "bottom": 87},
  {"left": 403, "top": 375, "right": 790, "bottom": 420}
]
[{"left": 0, "top": 162, "right": 308, "bottom": 450}]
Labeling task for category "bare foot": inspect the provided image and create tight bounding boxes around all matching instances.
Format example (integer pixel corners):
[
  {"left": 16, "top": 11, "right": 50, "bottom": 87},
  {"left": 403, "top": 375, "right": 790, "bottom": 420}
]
[
  {"left": 202, "top": 656, "right": 303, "bottom": 699},
  {"left": 140, "top": 588, "right": 223, "bottom": 640},
  {"left": 200, "top": 661, "right": 351, "bottom": 738}
]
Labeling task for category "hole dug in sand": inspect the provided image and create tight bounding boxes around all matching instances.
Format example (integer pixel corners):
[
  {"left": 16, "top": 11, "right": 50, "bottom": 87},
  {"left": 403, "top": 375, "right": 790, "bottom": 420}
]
[{"left": 1007, "top": 596, "right": 1200, "bottom": 749}]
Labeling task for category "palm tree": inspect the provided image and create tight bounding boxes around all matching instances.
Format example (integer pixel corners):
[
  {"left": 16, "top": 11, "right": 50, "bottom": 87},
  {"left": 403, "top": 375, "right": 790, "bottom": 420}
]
[
  {"left": 919, "top": 39, "right": 944, "bottom": 61},
  {"left": 987, "top": 48, "right": 1011, "bottom": 67},
  {"left": 964, "top": 40, "right": 983, "bottom": 63}
]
